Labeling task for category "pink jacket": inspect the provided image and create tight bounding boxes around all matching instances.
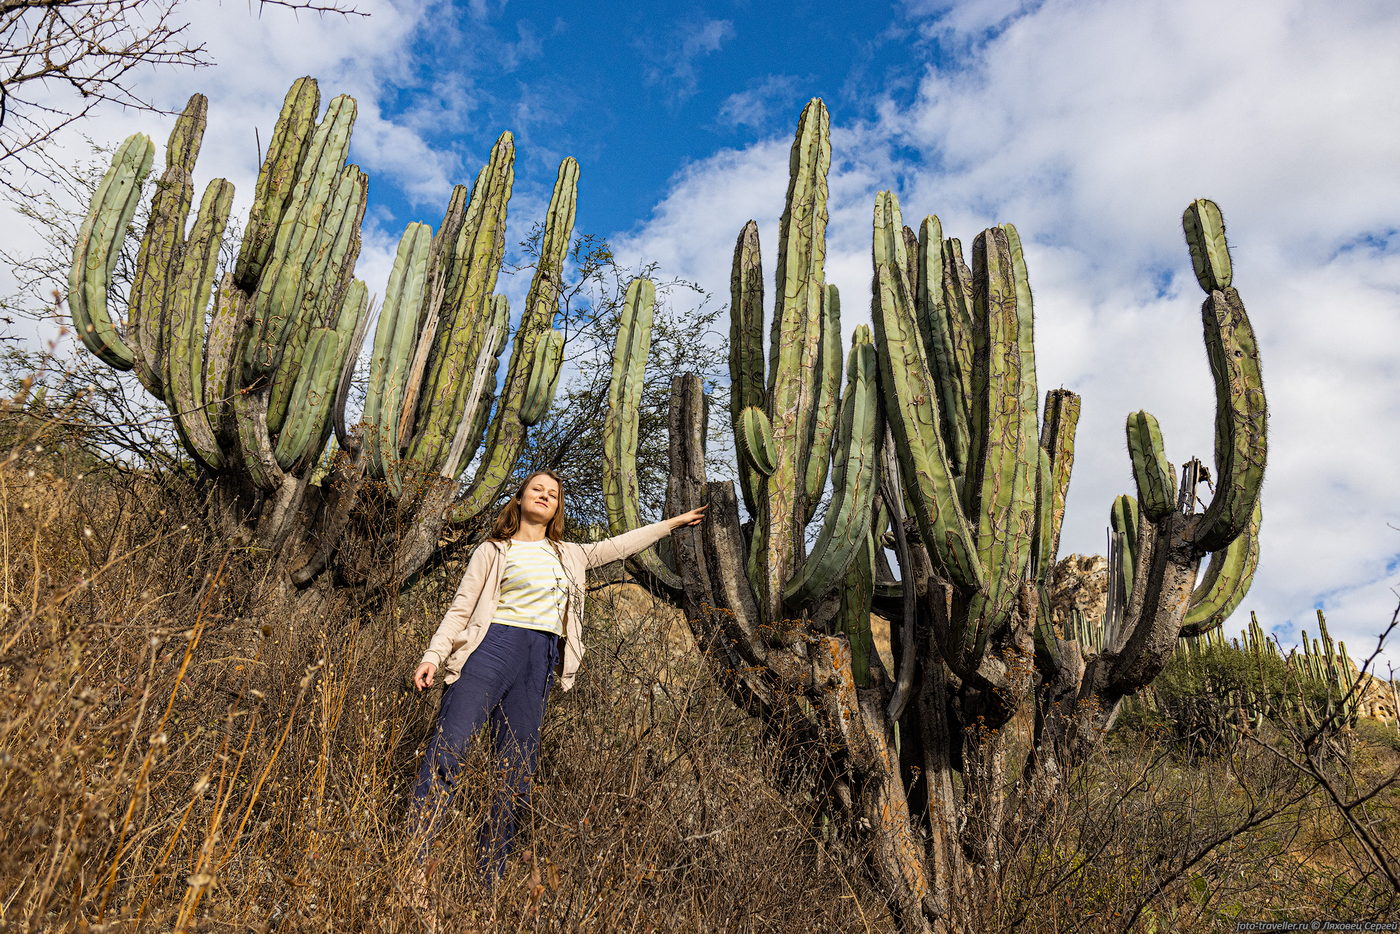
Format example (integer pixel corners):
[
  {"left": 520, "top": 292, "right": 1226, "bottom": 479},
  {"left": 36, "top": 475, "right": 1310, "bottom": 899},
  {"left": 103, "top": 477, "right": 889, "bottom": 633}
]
[{"left": 418, "top": 519, "right": 675, "bottom": 691}]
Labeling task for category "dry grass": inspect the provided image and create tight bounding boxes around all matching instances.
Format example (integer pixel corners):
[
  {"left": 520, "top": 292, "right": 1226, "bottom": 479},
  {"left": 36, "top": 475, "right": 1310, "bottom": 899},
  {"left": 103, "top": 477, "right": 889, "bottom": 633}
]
[
  {"left": 1, "top": 411, "right": 1397, "bottom": 933},
  {"left": 0, "top": 416, "right": 887, "bottom": 933}
]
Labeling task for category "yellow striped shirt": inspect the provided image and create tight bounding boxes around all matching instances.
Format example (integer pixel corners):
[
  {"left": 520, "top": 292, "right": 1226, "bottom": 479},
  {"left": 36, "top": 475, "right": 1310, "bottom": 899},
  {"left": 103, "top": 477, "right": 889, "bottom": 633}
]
[{"left": 493, "top": 539, "right": 568, "bottom": 636}]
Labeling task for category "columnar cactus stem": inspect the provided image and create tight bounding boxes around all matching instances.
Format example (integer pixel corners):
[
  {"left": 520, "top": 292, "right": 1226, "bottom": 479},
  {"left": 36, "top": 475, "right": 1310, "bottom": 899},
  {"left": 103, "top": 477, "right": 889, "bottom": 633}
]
[
  {"left": 1184, "top": 200, "right": 1266, "bottom": 552},
  {"left": 243, "top": 94, "right": 360, "bottom": 382},
  {"left": 757, "top": 97, "right": 831, "bottom": 617},
  {"left": 234, "top": 77, "right": 320, "bottom": 290},
  {"left": 453, "top": 155, "right": 577, "bottom": 521},
  {"left": 871, "top": 191, "right": 983, "bottom": 594},
  {"left": 602, "top": 278, "right": 681, "bottom": 587},
  {"left": 167, "top": 178, "right": 234, "bottom": 470},
  {"left": 69, "top": 133, "right": 153, "bottom": 370},
  {"left": 803, "top": 283, "right": 844, "bottom": 520},
  {"left": 1180, "top": 500, "right": 1261, "bottom": 636},
  {"left": 783, "top": 326, "right": 884, "bottom": 606},
  {"left": 1033, "top": 389, "right": 1080, "bottom": 581},
  {"left": 363, "top": 222, "right": 433, "bottom": 490},
  {"left": 129, "top": 93, "right": 206, "bottom": 398},
  {"left": 729, "top": 220, "right": 766, "bottom": 516},
  {"left": 1126, "top": 410, "right": 1176, "bottom": 521}
]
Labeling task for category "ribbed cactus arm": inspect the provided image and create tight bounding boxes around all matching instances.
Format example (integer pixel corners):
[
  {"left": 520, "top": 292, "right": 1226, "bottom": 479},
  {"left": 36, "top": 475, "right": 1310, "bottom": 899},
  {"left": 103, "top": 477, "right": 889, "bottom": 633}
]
[
  {"left": 129, "top": 93, "right": 206, "bottom": 399},
  {"left": 234, "top": 77, "right": 320, "bottom": 291},
  {"left": 454, "top": 154, "right": 576, "bottom": 519},
  {"left": 1183, "top": 200, "right": 1265, "bottom": 553},
  {"left": 410, "top": 140, "right": 514, "bottom": 473},
  {"left": 601, "top": 278, "right": 681, "bottom": 588},
  {"left": 757, "top": 97, "right": 831, "bottom": 616},
  {"left": 1126, "top": 410, "right": 1176, "bottom": 521},
  {"left": 960, "top": 227, "right": 1036, "bottom": 660},
  {"left": 870, "top": 191, "right": 983, "bottom": 593},
  {"left": 243, "top": 93, "right": 358, "bottom": 381},
  {"left": 363, "top": 222, "right": 433, "bottom": 483},
  {"left": 266, "top": 163, "right": 367, "bottom": 435},
  {"left": 1109, "top": 493, "right": 1140, "bottom": 616},
  {"left": 738, "top": 406, "right": 777, "bottom": 477},
  {"left": 803, "top": 283, "right": 843, "bottom": 521},
  {"left": 784, "top": 327, "right": 883, "bottom": 608},
  {"left": 69, "top": 133, "right": 154, "bottom": 371},
  {"left": 919, "top": 218, "right": 972, "bottom": 477},
  {"left": 729, "top": 220, "right": 767, "bottom": 516},
  {"left": 1033, "top": 389, "right": 1080, "bottom": 580},
  {"left": 519, "top": 327, "right": 564, "bottom": 426},
  {"left": 167, "top": 178, "right": 234, "bottom": 472},
  {"left": 1181, "top": 498, "right": 1261, "bottom": 637}
]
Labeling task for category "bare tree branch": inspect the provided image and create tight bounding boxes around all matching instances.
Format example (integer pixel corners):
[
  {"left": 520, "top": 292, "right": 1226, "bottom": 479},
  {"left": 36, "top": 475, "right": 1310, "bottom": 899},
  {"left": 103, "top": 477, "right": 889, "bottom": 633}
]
[{"left": 0, "top": 0, "right": 363, "bottom": 189}]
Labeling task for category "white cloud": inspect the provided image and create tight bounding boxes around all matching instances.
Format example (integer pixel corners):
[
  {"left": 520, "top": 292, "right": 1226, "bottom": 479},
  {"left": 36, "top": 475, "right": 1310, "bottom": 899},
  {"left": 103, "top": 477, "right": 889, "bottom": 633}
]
[
  {"left": 613, "top": 0, "right": 1400, "bottom": 666},
  {"left": 638, "top": 18, "right": 736, "bottom": 102},
  {"left": 718, "top": 75, "right": 803, "bottom": 130}
]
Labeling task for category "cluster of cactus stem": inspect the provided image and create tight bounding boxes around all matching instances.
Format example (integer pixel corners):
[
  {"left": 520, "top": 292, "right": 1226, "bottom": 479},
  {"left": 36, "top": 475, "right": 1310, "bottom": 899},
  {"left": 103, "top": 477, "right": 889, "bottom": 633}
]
[
  {"left": 69, "top": 79, "right": 572, "bottom": 586},
  {"left": 602, "top": 96, "right": 1267, "bottom": 930},
  {"left": 1155, "top": 609, "right": 1365, "bottom": 740}
]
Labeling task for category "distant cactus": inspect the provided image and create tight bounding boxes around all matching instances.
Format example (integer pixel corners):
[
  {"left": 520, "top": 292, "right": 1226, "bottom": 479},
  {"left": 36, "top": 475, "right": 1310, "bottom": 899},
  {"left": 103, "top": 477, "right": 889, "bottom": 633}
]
[{"left": 68, "top": 81, "right": 572, "bottom": 588}]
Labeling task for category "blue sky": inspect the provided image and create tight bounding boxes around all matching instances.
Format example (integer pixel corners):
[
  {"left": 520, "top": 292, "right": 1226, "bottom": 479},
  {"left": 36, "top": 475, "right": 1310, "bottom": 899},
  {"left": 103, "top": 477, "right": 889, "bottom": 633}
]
[
  {"left": 355, "top": 0, "right": 939, "bottom": 238},
  {"left": 3, "top": 0, "right": 1398, "bottom": 669}
]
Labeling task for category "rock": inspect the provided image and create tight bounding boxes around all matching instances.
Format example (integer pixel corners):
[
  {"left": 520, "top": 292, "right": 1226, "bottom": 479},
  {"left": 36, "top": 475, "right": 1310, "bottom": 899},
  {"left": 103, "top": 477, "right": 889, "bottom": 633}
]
[{"left": 1047, "top": 554, "right": 1108, "bottom": 635}]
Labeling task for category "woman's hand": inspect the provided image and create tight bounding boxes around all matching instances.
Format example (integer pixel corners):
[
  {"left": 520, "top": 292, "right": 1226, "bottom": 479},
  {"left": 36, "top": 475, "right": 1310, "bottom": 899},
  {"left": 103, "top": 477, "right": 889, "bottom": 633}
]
[
  {"left": 668, "top": 504, "right": 708, "bottom": 531},
  {"left": 413, "top": 661, "right": 437, "bottom": 691}
]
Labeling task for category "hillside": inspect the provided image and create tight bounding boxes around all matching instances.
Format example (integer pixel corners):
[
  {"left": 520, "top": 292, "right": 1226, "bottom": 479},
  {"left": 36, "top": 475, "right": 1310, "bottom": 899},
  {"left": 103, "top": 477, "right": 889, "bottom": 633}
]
[{"left": 1, "top": 413, "right": 1397, "bottom": 933}]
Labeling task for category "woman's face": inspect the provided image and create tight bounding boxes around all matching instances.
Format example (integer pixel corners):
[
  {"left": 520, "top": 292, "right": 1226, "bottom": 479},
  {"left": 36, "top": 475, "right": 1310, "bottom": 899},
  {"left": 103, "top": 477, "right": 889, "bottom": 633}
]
[{"left": 519, "top": 474, "right": 561, "bottom": 525}]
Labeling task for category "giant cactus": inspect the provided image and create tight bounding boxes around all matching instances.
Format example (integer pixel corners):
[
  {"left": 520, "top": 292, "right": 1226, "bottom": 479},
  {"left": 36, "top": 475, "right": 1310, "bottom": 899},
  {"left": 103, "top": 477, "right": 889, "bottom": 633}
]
[
  {"left": 68, "top": 80, "right": 572, "bottom": 589},
  {"left": 607, "top": 97, "right": 1267, "bottom": 931}
]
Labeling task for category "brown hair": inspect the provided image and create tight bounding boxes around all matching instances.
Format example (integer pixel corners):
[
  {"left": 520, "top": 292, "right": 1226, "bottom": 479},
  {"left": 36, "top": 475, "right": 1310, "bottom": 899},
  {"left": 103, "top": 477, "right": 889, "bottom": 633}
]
[{"left": 488, "top": 470, "right": 566, "bottom": 542}]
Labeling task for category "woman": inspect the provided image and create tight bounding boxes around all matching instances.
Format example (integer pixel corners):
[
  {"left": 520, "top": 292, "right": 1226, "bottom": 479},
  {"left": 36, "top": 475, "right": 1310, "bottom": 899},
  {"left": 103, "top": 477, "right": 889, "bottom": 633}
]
[{"left": 408, "top": 470, "right": 705, "bottom": 881}]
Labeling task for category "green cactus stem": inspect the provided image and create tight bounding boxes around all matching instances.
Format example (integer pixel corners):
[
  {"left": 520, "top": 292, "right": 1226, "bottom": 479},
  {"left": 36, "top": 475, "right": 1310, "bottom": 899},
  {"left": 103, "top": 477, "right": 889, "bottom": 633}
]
[
  {"left": 408, "top": 139, "right": 514, "bottom": 474},
  {"left": 602, "top": 277, "right": 681, "bottom": 587},
  {"left": 1180, "top": 498, "right": 1261, "bottom": 636},
  {"left": 803, "top": 283, "right": 844, "bottom": 521},
  {"left": 756, "top": 97, "right": 831, "bottom": 617},
  {"left": 520, "top": 327, "right": 564, "bottom": 426},
  {"left": 1126, "top": 410, "right": 1176, "bottom": 521},
  {"left": 960, "top": 226, "right": 1036, "bottom": 661},
  {"left": 69, "top": 133, "right": 153, "bottom": 370},
  {"left": 784, "top": 326, "right": 883, "bottom": 606},
  {"left": 871, "top": 191, "right": 983, "bottom": 595},
  {"left": 363, "top": 222, "right": 433, "bottom": 487},
  {"left": 738, "top": 406, "right": 777, "bottom": 477},
  {"left": 234, "top": 77, "right": 320, "bottom": 291},
  {"left": 166, "top": 178, "right": 234, "bottom": 471},
  {"left": 1184, "top": 200, "right": 1266, "bottom": 553},
  {"left": 729, "top": 219, "right": 767, "bottom": 516},
  {"left": 128, "top": 93, "right": 206, "bottom": 398},
  {"left": 452, "top": 154, "right": 576, "bottom": 521},
  {"left": 1182, "top": 198, "right": 1232, "bottom": 292},
  {"left": 243, "top": 93, "right": 360, "bottom": 382},
  {"left": 1032, "top": 389, "right": 1080, "bottom": 581}
]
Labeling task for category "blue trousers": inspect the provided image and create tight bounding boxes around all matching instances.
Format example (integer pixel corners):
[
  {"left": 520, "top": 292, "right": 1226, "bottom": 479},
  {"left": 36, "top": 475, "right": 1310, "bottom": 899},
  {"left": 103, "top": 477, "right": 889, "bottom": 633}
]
[{"left": 410, "top": 623, "right": 561, "bottom": 878}]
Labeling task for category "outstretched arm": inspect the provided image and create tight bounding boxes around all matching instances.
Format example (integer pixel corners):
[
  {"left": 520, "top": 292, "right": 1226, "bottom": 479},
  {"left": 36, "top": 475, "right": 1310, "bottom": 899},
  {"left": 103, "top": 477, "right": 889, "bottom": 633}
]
[{"left": 580, "top": 504, "right": 708, "bottom": 570}]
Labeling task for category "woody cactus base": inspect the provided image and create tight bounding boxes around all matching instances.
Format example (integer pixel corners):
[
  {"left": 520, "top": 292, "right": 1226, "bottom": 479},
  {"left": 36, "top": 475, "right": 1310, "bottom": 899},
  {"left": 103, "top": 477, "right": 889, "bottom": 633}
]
[
  {"left": 605, "top": 98, "right": 1266, "bottom": 932},
  {"left": 69, "top": 79, "right": 572, "bottom": 589}
]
